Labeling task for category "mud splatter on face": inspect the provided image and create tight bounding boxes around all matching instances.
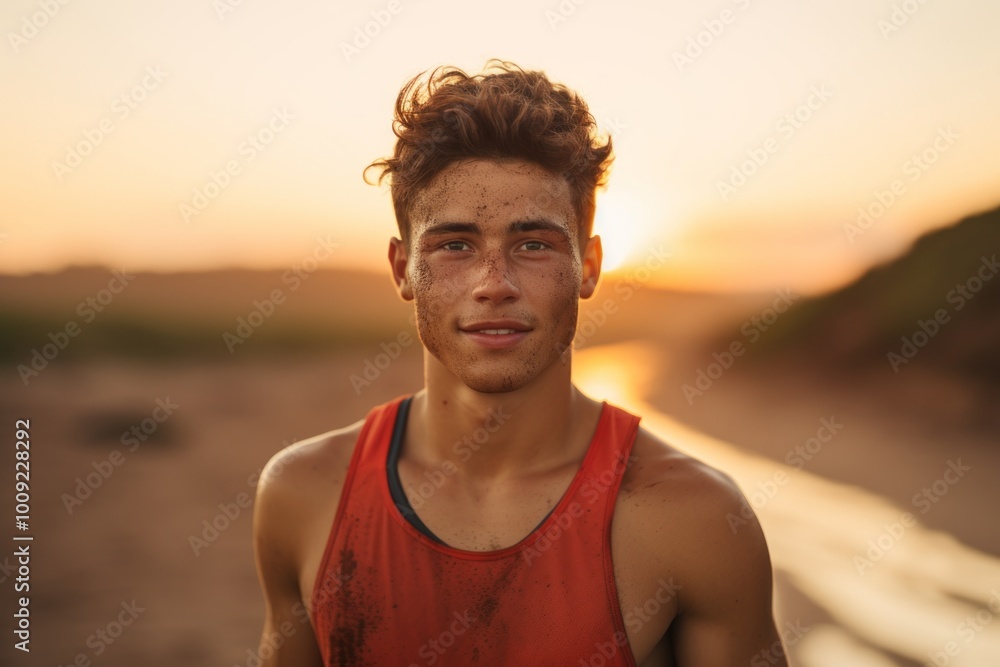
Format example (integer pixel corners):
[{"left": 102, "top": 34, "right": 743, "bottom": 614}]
[{"left": 406, "top": 159, "right": 584, "bottom": 393}]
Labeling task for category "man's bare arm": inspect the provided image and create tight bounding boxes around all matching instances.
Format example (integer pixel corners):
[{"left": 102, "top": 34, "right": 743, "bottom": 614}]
[
  {"left": 669, "top": 470, "right": 788, "bottom": 667},
  {"left": 252, "top": 447, "right": 324, "bottom": 666}
]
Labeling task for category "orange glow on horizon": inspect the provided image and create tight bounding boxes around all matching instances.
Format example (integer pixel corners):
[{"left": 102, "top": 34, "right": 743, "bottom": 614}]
[{"left": 2, "top": 0, "right": 999, "bottom": 296}]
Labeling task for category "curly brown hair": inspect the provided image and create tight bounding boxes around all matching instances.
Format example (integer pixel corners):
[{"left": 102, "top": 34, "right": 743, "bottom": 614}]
[{"left": 364, "top": 59, "right": 614, "bottom": 245}]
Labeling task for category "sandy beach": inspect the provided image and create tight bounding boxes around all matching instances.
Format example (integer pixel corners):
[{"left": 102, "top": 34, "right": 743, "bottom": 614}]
[{"left": 1, "top": 331, "right": 997, "bottom": 666}]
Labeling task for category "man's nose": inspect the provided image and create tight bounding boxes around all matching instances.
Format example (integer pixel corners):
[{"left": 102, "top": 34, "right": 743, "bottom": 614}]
[{"left": 471, "top": 253, "right": 519, "bottom": 304}]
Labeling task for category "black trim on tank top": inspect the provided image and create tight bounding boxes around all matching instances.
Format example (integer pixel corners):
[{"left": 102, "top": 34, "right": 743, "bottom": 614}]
[
  {"left": 386, "top": 395, "right": 557, "bottom": 547},
  {"left": 387, "top": 397, "right": 446, "bottom": 543}
]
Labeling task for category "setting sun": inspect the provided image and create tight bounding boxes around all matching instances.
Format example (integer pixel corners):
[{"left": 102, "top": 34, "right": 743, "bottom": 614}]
[
  {"left": 2, "top": 0, "right": 997, "bottom": 297},
  {"left": 593, "top": 191, "right": 641, "bottom": 273}
]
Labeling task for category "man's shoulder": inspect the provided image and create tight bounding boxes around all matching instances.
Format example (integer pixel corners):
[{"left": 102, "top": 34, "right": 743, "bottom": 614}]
[
  {"left": 257, "top": 418, "right": 367, "bottom": 500},
  {"left": 253, "top": 418, "right": 369, "bottom": 548},
  {"left": 622, "top": 426, "right": 744, "bottom": 513},
  {"left": 252, "top": 417, "right": 370, "bottom": 579},
  {"left": 612, "top": 429, "right": 783, "bottom": 658},
  {"left": 618, "top": 426, "right": 767, "bottom": 573}
]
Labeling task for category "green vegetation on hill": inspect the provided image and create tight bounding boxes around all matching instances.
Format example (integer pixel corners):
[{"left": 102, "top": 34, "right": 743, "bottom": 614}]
[
  {"left": 0, "top": 267, "right": 414, "bottom": 365},
  {"left": 751, "top": 206, "right": 1000, "bottom": 383}
]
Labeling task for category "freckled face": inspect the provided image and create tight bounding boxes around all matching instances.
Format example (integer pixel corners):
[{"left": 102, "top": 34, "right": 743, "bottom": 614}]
[{"left": 401, "top": 159, "right": 589, "bottom": 393}]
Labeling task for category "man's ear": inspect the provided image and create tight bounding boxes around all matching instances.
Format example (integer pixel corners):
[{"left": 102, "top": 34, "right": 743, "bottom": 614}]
[
  {"left": 388, "top": 237, "right": 414, "bottom": 301},
  {"left": 580, "top": 234, "right": 603, "bottom": 300}
]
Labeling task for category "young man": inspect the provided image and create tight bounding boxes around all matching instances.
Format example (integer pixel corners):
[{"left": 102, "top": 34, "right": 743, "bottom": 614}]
[{"left": 253, "top": 60, "right": 787, "bottom": 666}]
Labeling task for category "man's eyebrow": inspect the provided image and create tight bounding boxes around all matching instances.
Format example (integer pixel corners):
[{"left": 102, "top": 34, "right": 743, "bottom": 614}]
[
  {"left": 422, "top": 222, "right": 480, "bottom": 237},
  {"left": 509, "top": 219, "right": 572, "bottom": 241},
  {"left": 420, "top": 219, "right": 572, "bottom": 241}
]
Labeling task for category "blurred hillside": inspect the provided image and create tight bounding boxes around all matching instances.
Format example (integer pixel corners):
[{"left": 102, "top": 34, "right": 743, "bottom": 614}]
[
  {"left": 746, "top": 205, "right": 1000, "bottom": 387},
  {"left": 0, "top": 265, "right": 769, "bottom": 365},
  {"left": 0, "top": 267, "right": 412, "bottom": 363}
]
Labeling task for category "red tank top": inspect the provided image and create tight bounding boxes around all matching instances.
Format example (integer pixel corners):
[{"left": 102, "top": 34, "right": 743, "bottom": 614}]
[{"left": 311, "top": 395, "right": 641, "bottom": 666}]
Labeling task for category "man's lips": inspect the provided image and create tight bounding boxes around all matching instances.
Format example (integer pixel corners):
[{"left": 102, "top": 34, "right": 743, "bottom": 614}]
[
  {"left": 459, "top": 320, "right": 532, "bottom": 334},
  {"left": 459, "top": 321, "right": 532, "bottom": 349}
]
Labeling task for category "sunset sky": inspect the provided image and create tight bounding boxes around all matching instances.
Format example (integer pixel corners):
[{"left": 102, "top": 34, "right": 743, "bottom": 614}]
[{"left": 2, "top": 0, "right": 998, "bottom": 294}]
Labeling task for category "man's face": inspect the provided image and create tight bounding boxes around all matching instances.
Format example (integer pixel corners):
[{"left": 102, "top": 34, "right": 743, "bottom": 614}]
[{"left": 390, "top": 158, "right": 601, "bottom": 393}]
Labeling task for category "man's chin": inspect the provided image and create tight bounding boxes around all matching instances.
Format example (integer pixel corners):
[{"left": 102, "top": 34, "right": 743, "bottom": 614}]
[
  {"left": 451, "top": 362, "right": 543, "bottom": 394},
  {"left": 461, "top": 375, "right": 524, "bottom": 394},
  {"left": 428, "top": 345, "right": 566, "bottom": 393}
]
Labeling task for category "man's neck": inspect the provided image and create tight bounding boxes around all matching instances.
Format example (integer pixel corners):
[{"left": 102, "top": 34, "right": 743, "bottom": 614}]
[{"left": 407, "top": 355, "right": 601, "bottom": 481}]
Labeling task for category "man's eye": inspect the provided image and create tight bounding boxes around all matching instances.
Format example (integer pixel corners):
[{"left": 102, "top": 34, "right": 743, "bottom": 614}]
[
  {"left": 520, "top": 240, "right": 548, "bottom": 251},
  {"left": 442, "top": 241, "right": 470, "bottom": 251}
]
